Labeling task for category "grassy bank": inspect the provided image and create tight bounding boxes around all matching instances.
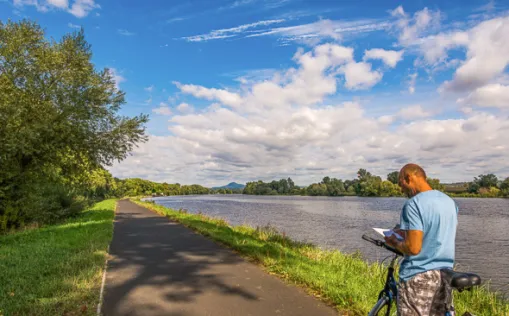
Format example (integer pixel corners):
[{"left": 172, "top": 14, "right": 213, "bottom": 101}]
[
  {"left": 0, "top": 199, "right": 116, "bottom": 316},
  {"left": 134, "top": 199, "right": 508, "bottom": 316}
]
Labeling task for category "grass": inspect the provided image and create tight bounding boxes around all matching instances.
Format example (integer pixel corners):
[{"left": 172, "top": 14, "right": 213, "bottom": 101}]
[
  {"left": 134, "top": 199, "right": 509, "bottom": 316},
  {"left": 0, "top": 199, "right": 116, "bottom": 316}
]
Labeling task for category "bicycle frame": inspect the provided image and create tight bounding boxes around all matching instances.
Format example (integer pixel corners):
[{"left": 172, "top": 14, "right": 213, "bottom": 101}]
[
  {"left": 368, "top": 254, "right": 399, "bottom": 316},
  {"left": 363, "top": 234, "right": 467, "bottom": 316}
]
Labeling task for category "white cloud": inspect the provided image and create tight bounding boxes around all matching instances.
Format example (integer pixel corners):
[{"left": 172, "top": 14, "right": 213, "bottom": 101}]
[
  {"left": 417, "top": 31, "right": 469, "bottom": 66},
  {"left": 390, "top": 6, "right": 509, "bottom": 111},
  {"left": 181, "top": 19, "right": 285, "bottom": 42},
  {"left": 14, "top": 0, "right": 99, "bottom": 17},
  {"left": 166, "top": 17, "right": 186, "bottom": 24},
  {"left": 458, "top": 84, "right": 509, "bottom": 108},
  {"left": 180, "top": 18, "right": 389, "bottom": 44},
  {"left": 175, "top": 82, "right": 243, "bottom": 108},
  {"left": 118, "top": 29, "right": 135, "bottom": 36},
  {"left": 107, "top": 68, "right": 125, "bottom": 90},
  {"left": 48, "top": 0, "right": 67, "bottom": 8},
  {"left": 339, "top": 62, "right": 382, "bottom": 90},
  {"left": 391, "top": 5, "right": 442, "bottom": 45},
  {"left": 391, "top": 6, "right": 509, "bottom": 94},
  {"left": 177, "top": 102, "right": 193, "bottom": 113},
  {"left": 144, "top": 85, "right": 154, "bottom": 92},
  {"left": 227, "top": 0, "right": 256, "bottom": 9},
  {"left": 68, "top": 22, "right": 80, "bottom": 29},
  {"left": 110, "top": 103, "right": 509, "bottom": 185},
  {"left": 363, "top": 49, "right": 404, "bottom": 68},
  {"left": 178, "top": 44, "right": 389, "bottom": 109},
  {"left": 68, "top": 0, "right": 99, "bottom": 18},
  {"left": 378, "top": 115, "right": 394, "bottom": 125},
  {"left": 408, "top": 72, "right": 418, "bottom": 94},
  {"left": 396, "top": 104, "right": 433, "bottom": 120},
  {"left": 246, "top": 18, "right": 389, "bottom": 44},
  {"left": 378, "top": 104, "right": 433, "bottom": 124},
  {"left": 152, "top": 103, "right": 172, "bottom": 116},
  {"left": 440, "top": 16, "right": 509, "bottom": 92}
]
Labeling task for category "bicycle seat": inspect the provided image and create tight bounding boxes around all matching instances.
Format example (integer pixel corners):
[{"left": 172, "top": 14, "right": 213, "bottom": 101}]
[{"left": 441, "top": 269, "right": 481, "bottom": 291}]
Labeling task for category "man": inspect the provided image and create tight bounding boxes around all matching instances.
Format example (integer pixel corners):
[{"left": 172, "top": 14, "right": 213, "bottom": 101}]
[{"left": 385, "top": 163, "right": 458, "bottom": 316}]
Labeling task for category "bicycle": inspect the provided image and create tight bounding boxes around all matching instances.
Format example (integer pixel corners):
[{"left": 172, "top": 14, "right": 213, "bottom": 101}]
[{"left": 362, "top": 234, "right": 482, "bottom": 316}]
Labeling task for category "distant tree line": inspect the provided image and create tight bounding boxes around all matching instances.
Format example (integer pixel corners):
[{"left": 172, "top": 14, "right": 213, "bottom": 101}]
[
  {"left": 112, "top": 178, "right": 211, "bottom": 197},
  {"left": 450, "top": 174, "right": 509, "bottom": 197},
  {"left": 210, "top": 188, "right": 244, "bottom": 194},
  {"left": 243, "top": 178, "right": 301, "bottom": 195},
  {"left": 242, "top": 169, "right": 509, "bottom": 198},
  {"left": 243, "top": 169, "right": 406, "bottom": 197}
]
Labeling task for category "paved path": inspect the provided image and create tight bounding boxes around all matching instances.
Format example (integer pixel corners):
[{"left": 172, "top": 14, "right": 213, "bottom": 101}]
[{"left": 101, "top": 200, "right": 337, "bottom": 316}]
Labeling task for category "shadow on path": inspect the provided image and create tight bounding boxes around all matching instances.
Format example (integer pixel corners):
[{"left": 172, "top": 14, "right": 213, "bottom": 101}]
[{"left": 102, "top": 200, "right": 336, "bottom": 316}]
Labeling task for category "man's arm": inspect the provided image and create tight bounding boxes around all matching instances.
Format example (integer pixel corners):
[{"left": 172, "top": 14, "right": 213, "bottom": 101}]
[{"left": 385, "top": 230, "right": 423, "bottom": 256}]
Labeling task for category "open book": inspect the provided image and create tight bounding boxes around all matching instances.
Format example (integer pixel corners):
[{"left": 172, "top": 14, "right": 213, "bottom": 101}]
[{"left": 373, "top": 228, "right": 404, "bottom": 241}]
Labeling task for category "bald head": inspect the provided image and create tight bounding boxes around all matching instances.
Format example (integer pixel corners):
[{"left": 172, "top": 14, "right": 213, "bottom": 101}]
[
  {"left": 400, "top": 163, "right": 427, "bottom": 180},
  {"left": 398, "top": 163, "right": 431, "bottom": 197}
]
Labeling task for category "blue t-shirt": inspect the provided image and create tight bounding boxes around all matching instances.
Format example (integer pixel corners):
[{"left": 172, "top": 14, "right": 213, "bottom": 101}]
[{"left": 399, "top": 190, "right": 458, "bottom": 281}]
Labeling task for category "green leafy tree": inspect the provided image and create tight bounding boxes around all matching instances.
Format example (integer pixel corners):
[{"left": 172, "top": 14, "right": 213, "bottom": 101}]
[
  {"left": 500, "top": 177, "right": 509, "bottom": 197},
  {"left": 287, "top": 177, "right": 295, "bottom": 191},
  {"left": 467, "top": 182, "right": 480, "bottom": 193},
  {"left": 307, "top": 183, "right": 328, "bottom": 196},
  {"left": 327, "top": 178, "right": 346, "bottom": 196},
  {"left": 474, "top": 174, "right": 499, "bottom": 189},
  {"left": 427, "top": 178, "right": 445, "bottom": 192},
  {"left": 387, "top": 171, "right": 399, "bottom": 185},
  {"left": 379, "top": 181, "right": 402, "bottom": 197},
  {"left": 0, "top": 20, "right": 148, "bottom": 230},
  {"left": 278, "top": 178, "right": 289, "bottom": 194}
]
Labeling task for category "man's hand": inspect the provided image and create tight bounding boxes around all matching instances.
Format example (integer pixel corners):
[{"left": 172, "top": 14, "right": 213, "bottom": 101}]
[
  {"left": 385, "top": 230, "right": 423, "bottom": 256},
  {"left": 384, "top": 234, "right": 400, "bottom": 248}
]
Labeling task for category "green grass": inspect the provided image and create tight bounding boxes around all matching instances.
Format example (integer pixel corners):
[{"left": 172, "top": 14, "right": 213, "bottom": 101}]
[
  {"left": 0, "top": 199, "right": 116, "bottom": 316},
  {"left": 134, "top": 199, "right": 509, "bottom": 316}
]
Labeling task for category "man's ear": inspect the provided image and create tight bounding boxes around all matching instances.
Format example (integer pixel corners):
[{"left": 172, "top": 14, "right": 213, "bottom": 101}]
[{"left": 406, "top": 173, "right": 415, "bottom": 184}]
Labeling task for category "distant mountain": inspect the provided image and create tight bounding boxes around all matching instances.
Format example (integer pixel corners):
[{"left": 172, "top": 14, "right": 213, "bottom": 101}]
[{"left": 212, "top": 182, "right": 245, "bottom": 190}]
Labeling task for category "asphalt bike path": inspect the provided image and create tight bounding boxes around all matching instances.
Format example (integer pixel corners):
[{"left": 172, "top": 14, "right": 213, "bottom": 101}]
[{"left": 101, "top": 200, "right": 337, "bottom": 316}]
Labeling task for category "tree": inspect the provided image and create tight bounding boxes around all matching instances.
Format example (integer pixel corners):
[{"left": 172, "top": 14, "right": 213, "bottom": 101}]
[
  {"left": 427, "top": 178, "right": 445, "bottom": 192},
  {"left": 474, "top": 174, "right": 498, "bottom": 189},
  {"left": 278, "top": 178, "right": 289, "bottom": 194},
  {"left": 380, "top": 181, "right": 402, "bottom": 197},
  {"left": 327, "top": 178, "right": 345, "bottom": 196},
  {"left": 500, "top": 177, "right": 509, "bottom": 197},
  {"left": 0, "top": 20, "right": 148, "bottom": 230},
  {"left": 287, "top": 177, "right": 295, "bottom": 191},
  {"left": 359, "top": 176, "right": 382, "bottom": 196},
  {"left": 307, "top": 183, "right": 328, "bottom": 196},
  {"left": 387, "top": 171, "right": 399, "bottom": 185},
  {"left": 467, "top": 182, "right": 480, "bottom": 193},
  {"left": 357, "top": 169, "right": 372, "bottom": 181}
]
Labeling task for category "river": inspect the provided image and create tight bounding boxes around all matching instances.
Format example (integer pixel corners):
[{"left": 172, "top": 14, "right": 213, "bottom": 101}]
[{"left": 151, "top": 194, "right": 509, "bottom": 294}]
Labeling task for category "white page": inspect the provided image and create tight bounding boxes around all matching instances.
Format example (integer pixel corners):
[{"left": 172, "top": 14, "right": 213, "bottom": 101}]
[
  {"left": 372, "top": 227, "right": 404, "bottom": 240},
  {"left": 373, "top": 227, "right": 390, "bottom": 237}
]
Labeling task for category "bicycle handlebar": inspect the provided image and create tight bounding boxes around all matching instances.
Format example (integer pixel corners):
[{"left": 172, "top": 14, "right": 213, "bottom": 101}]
[{"left": 362, "top": 234, "right": 403, "bottom": 256}]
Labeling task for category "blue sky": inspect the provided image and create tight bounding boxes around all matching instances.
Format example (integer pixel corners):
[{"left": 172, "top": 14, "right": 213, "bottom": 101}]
[{"left": 2, "top": 0, "right": 509, "bottom": 186}]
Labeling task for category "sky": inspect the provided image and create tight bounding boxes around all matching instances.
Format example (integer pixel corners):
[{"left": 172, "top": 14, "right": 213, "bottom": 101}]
[{"left": 2, "top": 0, "right": 509, "bottom": 186}]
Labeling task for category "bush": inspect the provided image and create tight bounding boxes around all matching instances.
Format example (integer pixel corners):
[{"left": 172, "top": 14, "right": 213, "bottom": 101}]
[{"left": 0, "top": 182, "right": 89, "bottom": 233}]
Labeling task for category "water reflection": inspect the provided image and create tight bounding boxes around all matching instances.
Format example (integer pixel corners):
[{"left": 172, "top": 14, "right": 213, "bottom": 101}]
[{"left": 153, "top": 195, "right": 509, "bottom": 294}]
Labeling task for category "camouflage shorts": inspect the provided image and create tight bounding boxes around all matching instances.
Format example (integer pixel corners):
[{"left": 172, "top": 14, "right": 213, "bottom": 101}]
[{"left": 397, "top": 270, "right": 452, "bottom": 316}]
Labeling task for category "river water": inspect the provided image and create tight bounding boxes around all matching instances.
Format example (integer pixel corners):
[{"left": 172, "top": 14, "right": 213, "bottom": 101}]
[{"left": 151, "top": 194, "right": 509, "bottom": 294}]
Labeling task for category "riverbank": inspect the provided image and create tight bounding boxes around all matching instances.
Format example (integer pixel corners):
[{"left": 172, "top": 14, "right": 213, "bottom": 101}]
[
  {"left": 134, "top": 199, "right": 508, "bottom": 315},
  {"left": 0, "top": 199, "right": 116, "bottom": 315}
]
